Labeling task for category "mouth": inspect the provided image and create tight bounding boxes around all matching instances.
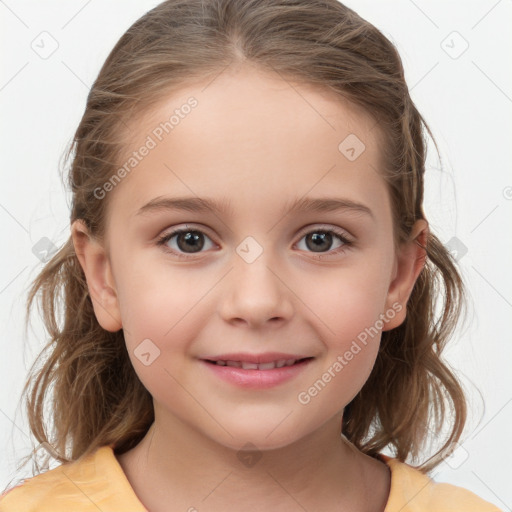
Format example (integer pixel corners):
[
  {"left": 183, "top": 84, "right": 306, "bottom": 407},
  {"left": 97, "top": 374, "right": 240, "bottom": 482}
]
[
  {"left": 203, "top": 357, "right": 314, "bottom": 370},
  {"left": 200, "top": 355, "right": 315, "bottom": 389}
]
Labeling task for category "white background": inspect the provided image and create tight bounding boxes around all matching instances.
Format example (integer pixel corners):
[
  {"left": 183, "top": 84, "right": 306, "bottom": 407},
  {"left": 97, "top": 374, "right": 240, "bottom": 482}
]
[{"left": 1, "top": 0, "right": 511, "bottom": 509}]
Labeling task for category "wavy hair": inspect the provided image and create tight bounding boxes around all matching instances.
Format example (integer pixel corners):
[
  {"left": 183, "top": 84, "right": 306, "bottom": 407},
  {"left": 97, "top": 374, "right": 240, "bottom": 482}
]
[{"left": 7, "top": 0, "right": 468, "bottom": 490}]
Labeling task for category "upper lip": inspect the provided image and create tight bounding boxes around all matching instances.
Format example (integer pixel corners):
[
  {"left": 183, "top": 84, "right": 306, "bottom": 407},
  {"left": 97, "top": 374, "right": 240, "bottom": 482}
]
[{"left": 201, "top": 352, "right": 312, "bottom": 364}]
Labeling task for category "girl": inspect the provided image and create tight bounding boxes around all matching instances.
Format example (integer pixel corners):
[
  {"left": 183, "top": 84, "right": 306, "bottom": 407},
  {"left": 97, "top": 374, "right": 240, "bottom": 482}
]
[{"left": 0, "top": 0, "right": 502, "bottom": 510}]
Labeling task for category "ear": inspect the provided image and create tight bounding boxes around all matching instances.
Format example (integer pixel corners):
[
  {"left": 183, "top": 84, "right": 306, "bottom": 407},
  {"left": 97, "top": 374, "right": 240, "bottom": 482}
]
[
  {"left": 383, "top": 219, "right": 428, "bottom": 331},
  {"left": 71, "top": 219, "right": 123, "bottom": 332}
]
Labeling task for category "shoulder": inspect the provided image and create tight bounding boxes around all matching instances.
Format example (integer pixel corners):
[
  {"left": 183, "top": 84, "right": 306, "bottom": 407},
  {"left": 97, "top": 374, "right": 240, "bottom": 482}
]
[
  {"left": 0, "top": 445, "right": 147, "bottom": 512},
  {"left": 381, "top": 455, "right": 503, "bottom": 512}
]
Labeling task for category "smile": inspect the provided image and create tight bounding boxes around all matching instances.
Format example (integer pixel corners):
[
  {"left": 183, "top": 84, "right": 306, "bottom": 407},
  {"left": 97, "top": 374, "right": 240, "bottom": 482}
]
[
  {"left": 205, "top": 358, "right": 310, "bottom": 370},
  {"left": 201, "top": 357, "right": 314, "bottom": 388}
]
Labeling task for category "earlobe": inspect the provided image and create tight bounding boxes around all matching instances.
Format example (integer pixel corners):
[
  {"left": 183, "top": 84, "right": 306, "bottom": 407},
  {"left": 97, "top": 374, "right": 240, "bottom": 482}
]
[
  {"left": 383, "top": 219, "right": 428, "bottom": 331},
  {"left": 71, "top": 220, "right": 123, "bottom": 332}
]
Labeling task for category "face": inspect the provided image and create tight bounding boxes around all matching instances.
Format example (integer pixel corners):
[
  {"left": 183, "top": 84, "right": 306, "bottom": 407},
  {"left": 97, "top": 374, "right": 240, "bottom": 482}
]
[{"left": 73, "top": 63, "right": 426, "bottom": 452}]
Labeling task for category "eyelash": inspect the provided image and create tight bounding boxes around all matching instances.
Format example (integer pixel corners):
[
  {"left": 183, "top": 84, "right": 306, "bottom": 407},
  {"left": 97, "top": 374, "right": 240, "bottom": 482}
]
[{"left": 155, "top": 224, "right": 354, "bottom": 260}]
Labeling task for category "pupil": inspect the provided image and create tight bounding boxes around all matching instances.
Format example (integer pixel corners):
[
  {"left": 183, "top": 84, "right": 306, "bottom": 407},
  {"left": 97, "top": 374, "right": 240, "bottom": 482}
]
[
  {"left": 307, "top": 232, "right": 332, "bottom": 252},
  {"left": 178, "top": 231, "right": 204, "bottom": 253}
]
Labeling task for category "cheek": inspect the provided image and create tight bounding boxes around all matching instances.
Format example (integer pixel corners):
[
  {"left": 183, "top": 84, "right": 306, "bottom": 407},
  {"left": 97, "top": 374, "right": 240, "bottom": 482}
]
[
  {"left": 115, "top": 253, "right": 207, "bottom": 337},
  {"left": 114, "top": 259, "right": 219, "bottom": 387},
  {"left": 295, "top": 264, "right": 389, "bottom": 401},
  {"left": 302, "top": 262, "right": 391, "bottom": 339}
]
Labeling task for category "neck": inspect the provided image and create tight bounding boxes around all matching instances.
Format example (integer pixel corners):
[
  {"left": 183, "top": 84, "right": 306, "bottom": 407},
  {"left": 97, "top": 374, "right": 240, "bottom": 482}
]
[{"left": 116, "top": 405, "right": 389, "bottom": 512}]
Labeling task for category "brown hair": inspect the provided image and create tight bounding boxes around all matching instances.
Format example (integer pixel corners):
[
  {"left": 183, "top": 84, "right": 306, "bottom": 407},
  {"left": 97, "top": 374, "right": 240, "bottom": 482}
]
[{"left": 8, "top": 0, "right": 468, "bottom": 488}]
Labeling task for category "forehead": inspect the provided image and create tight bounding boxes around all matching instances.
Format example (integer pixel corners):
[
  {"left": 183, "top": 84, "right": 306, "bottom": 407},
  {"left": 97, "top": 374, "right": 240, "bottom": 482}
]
[{"left": 106, "top": 64, "right": 388, "bottom": 227}]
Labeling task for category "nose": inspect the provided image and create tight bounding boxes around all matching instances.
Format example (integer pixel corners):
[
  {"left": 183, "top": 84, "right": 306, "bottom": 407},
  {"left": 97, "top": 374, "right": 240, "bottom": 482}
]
[{"left": 217, "top": 248, "right": 294, "bottom": 329}]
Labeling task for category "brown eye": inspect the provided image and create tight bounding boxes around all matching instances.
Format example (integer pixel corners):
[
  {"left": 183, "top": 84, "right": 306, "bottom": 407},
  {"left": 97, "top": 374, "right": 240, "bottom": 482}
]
[
  {"left": 157, "top": 228, "right": 215, "bottom": 256},
  {"left": 156, "top": 224, "right": 353, "bottom": 260},
  {"left": 296, "top": 228, "right": 352, "bottom": 256},
  {"left": 174, "top": 231, "right": 205, "bottom": 253},
  {"left": 305, "top": 232, "right": 334, "bottom": 252}
]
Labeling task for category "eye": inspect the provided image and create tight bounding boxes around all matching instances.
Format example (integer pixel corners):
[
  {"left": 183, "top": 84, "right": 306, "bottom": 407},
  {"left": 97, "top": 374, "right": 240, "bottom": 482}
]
[
  {"left": 295, "top": 226, "right": 353, "bottom": 257},
  {"left": 156, "top": 226, "right": 215, "bottom": 259},
  {"left": 156, "top": 224, "right": 353, "bottom": 259}
]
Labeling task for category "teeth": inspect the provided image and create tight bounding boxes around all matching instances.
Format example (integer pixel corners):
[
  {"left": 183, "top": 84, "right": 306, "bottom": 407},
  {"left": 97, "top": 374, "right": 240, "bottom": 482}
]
[
  {"left": 258, "top": 362, "right": 277, "bottom": 370},
  {"left": 213, "top": 359, "right": 300, "bottom": 369}
]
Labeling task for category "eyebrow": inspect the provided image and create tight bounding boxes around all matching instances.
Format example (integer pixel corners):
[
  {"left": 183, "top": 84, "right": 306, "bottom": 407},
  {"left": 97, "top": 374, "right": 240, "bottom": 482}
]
[{"left": 135, "top": 195, "right": 374, "bottom": 219}]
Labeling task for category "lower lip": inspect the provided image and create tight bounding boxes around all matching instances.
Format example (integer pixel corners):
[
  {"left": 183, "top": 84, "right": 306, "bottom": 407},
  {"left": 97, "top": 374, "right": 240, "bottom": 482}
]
[{"left": 200, "top": 359, "right": 313, "bottom": 389}]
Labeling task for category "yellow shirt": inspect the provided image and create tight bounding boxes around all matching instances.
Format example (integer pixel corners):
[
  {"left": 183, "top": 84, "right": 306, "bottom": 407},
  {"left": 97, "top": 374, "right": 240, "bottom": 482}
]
[{"left": 0, "top": 444, "right": 502, "bottom": 511}]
